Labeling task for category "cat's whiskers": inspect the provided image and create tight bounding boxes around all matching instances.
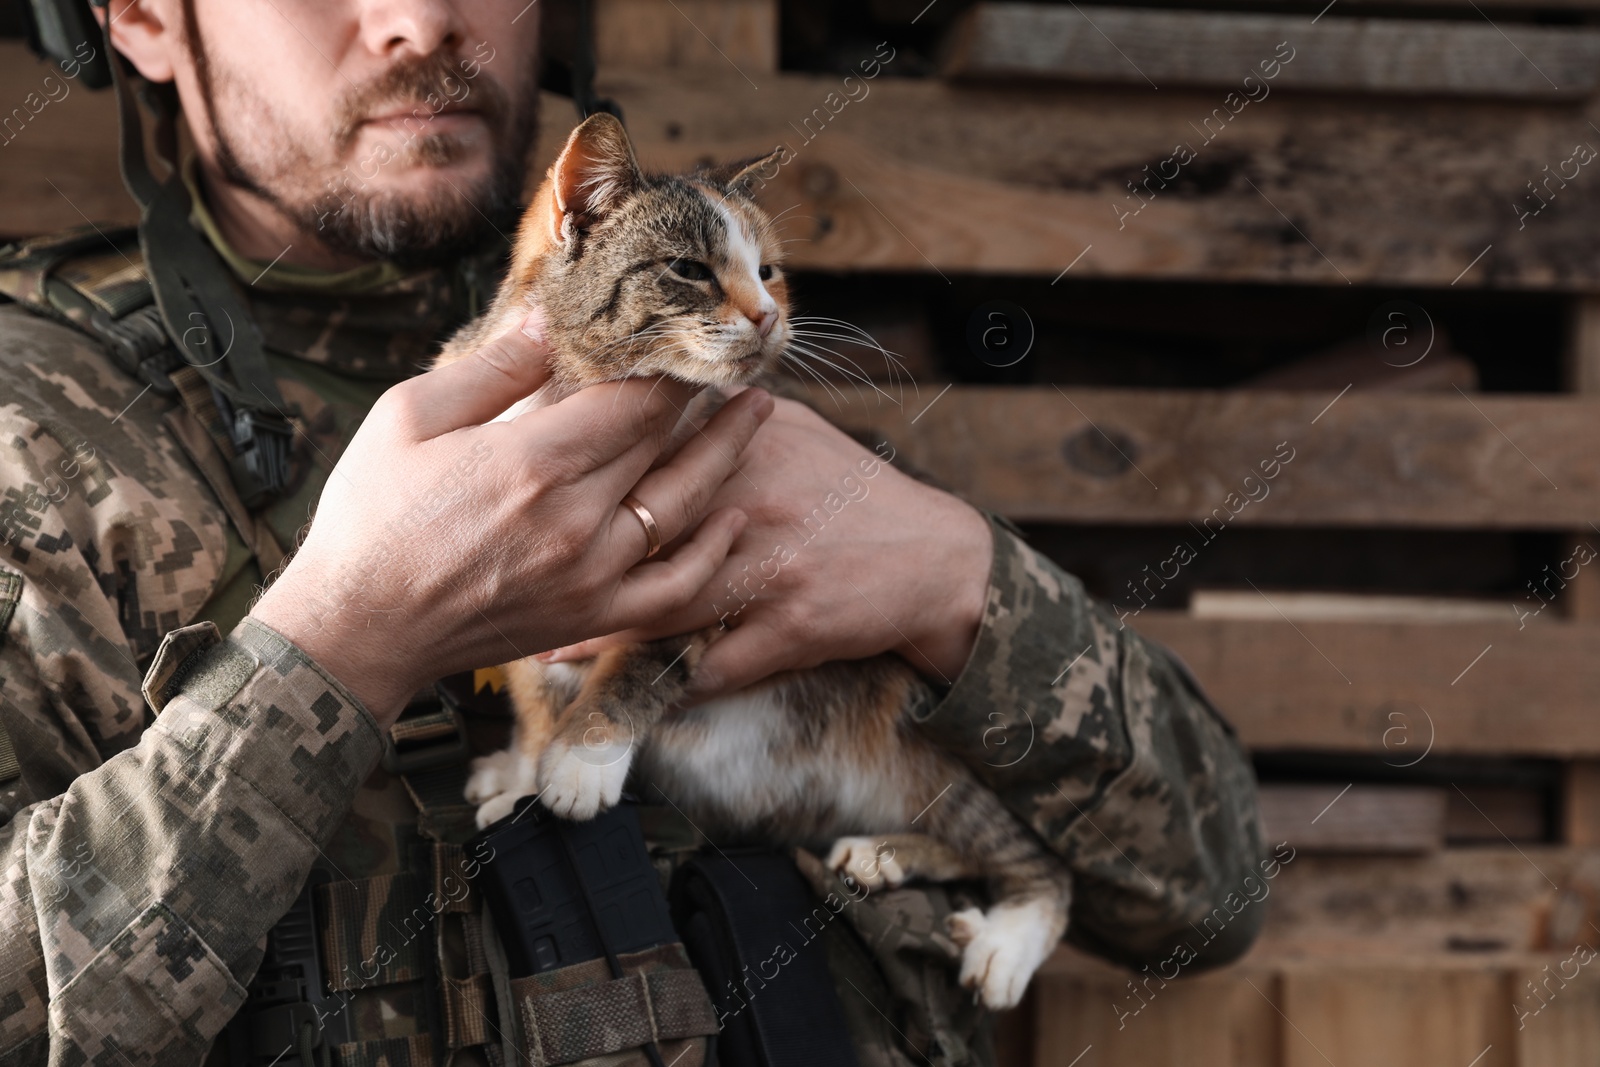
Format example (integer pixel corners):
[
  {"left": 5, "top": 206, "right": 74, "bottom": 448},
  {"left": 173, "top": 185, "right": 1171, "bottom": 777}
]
[
  {"left": 788, "top": 317, "right": 919, "bottom": 403},
  {"left": 780, "top": 351, "right": 853, "bottom": 410},
  {"left": 784, "top": 338, "right": 906, "bottom": 409}
]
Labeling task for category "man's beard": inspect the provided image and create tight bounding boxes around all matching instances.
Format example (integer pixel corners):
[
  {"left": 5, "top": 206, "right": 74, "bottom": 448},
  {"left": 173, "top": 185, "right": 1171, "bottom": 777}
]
[{"left": 185, "top": 8, "right": 538, "bottom": 269}]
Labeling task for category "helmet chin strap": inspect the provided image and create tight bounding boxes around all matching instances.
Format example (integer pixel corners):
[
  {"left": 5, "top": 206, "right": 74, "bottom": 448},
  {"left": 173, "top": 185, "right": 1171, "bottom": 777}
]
[{"left": 96, "top": 0, "right": 297, "bottom": 508}]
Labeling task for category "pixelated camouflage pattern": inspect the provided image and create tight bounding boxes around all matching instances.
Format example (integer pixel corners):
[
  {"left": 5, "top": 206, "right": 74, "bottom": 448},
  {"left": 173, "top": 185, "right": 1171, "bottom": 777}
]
[
  {"left": 0, "top": 221, "right": 1263, "bottom": 1065},
  {"left": 3, "top": 615, "right": 385, "bottom": 1065},
  {"left": 915, "top": 519, "right": 1268, "bottom": 967},
  {"left": 0, "top": 231, "right": 500, "bottom": 1065}
]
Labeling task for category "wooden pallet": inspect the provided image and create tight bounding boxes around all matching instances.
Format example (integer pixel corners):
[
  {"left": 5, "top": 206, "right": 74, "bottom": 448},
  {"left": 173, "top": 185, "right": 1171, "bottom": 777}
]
[{"left": 5, "top": 3, "right": 1600, "bottom": 1062}]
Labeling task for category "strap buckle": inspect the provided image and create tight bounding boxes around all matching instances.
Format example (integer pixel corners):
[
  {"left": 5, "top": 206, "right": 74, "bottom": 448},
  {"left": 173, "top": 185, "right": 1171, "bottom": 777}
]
[
  {"left": 385, "top": 693, "right": 470, "bottom": 776},
  {"left": 214, "top": 387, "right": 295, "bottom": 508}
]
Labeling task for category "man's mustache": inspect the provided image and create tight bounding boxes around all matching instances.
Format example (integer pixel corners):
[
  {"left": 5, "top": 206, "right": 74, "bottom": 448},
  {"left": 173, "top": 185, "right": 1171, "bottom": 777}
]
[{"left": 332, "top": 53, "right": 509, "bottom": 150}]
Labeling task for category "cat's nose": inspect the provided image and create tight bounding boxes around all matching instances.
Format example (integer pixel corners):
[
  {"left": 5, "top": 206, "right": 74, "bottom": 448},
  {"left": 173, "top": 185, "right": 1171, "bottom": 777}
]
[{"left": 753, "top": 310, "right": 778, "bottom": 339}]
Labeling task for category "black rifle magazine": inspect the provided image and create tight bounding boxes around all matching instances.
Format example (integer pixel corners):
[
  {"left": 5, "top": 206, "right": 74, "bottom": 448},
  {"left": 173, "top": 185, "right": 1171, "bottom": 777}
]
[{"left": 472, "top": 796, "right": 677, "bottom": 977}]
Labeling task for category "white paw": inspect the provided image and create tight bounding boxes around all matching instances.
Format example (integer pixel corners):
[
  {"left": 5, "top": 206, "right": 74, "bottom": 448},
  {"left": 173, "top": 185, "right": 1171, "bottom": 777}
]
[
  {"left": 473, "top": 790, "right": 521, "bottom": 829},
  {"left": 537, "top": 739, "right": 633, "bottom": 821},
  {"left": 826, "top": 836, "right": 905, "bottom": 890},
  {"left": 464, "top": 750, "right": 514, "bottom": 805},
  {"left": 467, "top": 750, "right": 540, "bottom": 830},
  {"left": 947, "top": 899, "right": 1063, "bottom": 1011}
]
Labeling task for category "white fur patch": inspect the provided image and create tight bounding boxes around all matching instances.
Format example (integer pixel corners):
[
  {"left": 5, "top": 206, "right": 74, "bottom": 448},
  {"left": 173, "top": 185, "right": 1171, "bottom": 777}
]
[
  {"left": 467, "top": 748, "right": 541, "bottom": 829},
  {"left": 538, "top": 738, "right": 634, "bottom": 820},
  {"left": 948, "top": 897, "right": 1066, "bottom": 1010},
  {"left": 709, "top": 198, "right": 778, "bottom": 344}
]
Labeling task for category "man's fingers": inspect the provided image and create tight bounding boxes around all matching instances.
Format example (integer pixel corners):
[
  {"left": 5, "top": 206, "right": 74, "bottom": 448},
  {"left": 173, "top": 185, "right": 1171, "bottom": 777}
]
[
  {"left": 600, "top": 389, "right": 773, "bottom": 568},
  {"left": 537, "top": 630, "right": 642, "bottom": 663},
  {"left": 532, "top": 374, "right": 704, "bottom": 480},
  {"left": 608, "top": 508, "right": 748, "bottom": 631},
  {"left": 403, "top": 311, "right": 552, "bottom": 437},
  {"left": 680, "top": 623, "right": 794, "bottom": 704}
]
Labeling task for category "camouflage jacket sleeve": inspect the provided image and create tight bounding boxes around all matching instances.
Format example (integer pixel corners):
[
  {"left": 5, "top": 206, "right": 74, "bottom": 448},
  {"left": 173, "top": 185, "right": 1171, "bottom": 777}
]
[
  {"left": 0, "top": 614, "right": 385, "bottom": 1065},
  {"left": 0, "top": 311, "right": 386, "bottom": 1064},
  {"left": 912, "top": 514, "right": 1267, "bottom": 970}
]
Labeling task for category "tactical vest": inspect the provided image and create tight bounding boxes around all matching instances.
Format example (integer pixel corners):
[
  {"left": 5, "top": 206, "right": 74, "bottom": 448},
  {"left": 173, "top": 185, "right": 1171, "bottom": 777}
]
[{"left": 0, "top": 229, "right": 998, "bottom": 1067}]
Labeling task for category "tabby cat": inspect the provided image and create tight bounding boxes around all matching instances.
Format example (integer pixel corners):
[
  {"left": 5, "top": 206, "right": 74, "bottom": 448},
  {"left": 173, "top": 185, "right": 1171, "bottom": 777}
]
[{"left": 433, "top": 114, "right": 1072, "bottom": 1010}]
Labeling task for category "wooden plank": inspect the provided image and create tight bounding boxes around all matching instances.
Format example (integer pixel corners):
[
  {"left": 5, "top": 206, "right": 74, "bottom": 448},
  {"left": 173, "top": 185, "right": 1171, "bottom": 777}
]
[
  {"left": 1260, "top": 784, "right": 1446, "bottom": 853},
  {"left": 9, "top": 47, "right": 1600, "bottom": 289},
  {"left": 1515, "top": 963, "right": 1600, "bottom": 1067},
  {"left": 595, "top": 0, "right": 776, "bottom": 73},
  {"left": 1448, "top": 785, "right": 1549, "bottom": 844},
  {"left": 588, "top": 67, "right": 1600, "bottom": 288},
  {"left": 1033, "top": 965, "right": 1279, "bottom": 1067},
  {"left": 1191, "top": 591, "right": 1508, "bottom": 623},
  {"left": 1257, "top": 848, "right": 1559, "bottom": 959},
  {"left": 1134, "top": 613, "right": 1600, "bottom": 756},
  {"left": 942, "top": 4, "right": 1600, "bottom": 99},
  {"left": 0, "top": 45, "right": 136, "bottom": 236},
  {"left": 1281, "top": 968, "right": 1514, "bottom": 1067},
  {"left": 806, "top": 386, "right": 1600, "bottom": 529},
  {"left": 1563, "top": 762, "right": 1600, "bottom": 846}
]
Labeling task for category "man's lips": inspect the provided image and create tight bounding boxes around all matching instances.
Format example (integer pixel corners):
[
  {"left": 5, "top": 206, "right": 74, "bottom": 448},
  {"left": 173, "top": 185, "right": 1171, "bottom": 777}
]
[{"left": 362, "top": 103, "right": 481, "bottom": 125}]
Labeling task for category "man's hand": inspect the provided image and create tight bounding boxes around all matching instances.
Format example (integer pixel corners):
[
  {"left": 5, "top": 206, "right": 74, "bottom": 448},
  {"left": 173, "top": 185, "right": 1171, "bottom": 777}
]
[
  {"left": 251, "top": 313, "right": 773, "bottom": 725},
  {"left": 536, "top": 397, "right": 993, "bottom": 702}
]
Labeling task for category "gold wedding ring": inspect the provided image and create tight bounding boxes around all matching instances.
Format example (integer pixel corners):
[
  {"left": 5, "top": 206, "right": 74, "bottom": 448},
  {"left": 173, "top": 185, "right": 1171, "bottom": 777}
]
[{"left": 622, "top": 495, "right": 662, "bottom": 560}]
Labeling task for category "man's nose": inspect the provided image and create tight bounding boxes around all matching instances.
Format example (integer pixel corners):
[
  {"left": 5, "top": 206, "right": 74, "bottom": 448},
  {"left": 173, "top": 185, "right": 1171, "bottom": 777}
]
[{"left": 362, "top": 0, "right": 462, "bottom": 59}]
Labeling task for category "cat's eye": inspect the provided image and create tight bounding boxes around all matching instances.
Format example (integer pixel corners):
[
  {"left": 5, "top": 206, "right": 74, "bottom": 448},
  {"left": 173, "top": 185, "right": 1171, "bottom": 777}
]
[
  {"left": 758, "top": 264, "right": 776, "bottom": 281},
  {"left": 668, "top": 258, "right": 713, "bottom": 282}
]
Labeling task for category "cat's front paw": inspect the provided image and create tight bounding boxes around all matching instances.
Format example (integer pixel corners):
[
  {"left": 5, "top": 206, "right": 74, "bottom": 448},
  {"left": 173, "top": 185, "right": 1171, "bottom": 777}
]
[
  {"left": 826, "top": 836, "right": 905, "bottom": 890},
  {"left": 537, "top": 738, "right": 633, "bottom": 820},
  {"left": 467, "top": 750, "right": 540, "bottom": 830},
  {"left": 947, "top": 900, "right": 1062, "bottom": 1011}
]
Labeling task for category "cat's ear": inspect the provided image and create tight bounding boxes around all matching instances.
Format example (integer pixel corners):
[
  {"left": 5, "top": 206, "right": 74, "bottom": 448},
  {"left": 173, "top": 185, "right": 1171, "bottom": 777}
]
[
  {"left": 701, "top": 146, "right": 787, "bottom": 197},
  {"left": 548, "top": 113, "right": 642, "bottom": 244}
]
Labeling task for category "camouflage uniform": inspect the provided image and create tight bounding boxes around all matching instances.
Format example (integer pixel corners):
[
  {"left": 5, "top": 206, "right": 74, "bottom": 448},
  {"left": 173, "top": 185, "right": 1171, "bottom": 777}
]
[{"left": 0, "top": 204, "right": 1265, "bottom": 1065}]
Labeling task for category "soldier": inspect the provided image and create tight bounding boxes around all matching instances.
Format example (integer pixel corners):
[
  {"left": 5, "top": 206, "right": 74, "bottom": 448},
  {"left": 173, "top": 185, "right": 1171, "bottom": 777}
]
[{"left": 0, "top": 0, "right": 1265, "bottom": 1064}]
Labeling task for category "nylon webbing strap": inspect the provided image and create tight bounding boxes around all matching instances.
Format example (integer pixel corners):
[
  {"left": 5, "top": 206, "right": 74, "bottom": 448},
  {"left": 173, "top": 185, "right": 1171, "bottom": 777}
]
[
  {"left": 442, "top": 973, "right": 494, "bottom": 1049},
  {"left": 101, "top": 15, "right": 296, "bottom": 508},
  {"left": 389, "top": 695, "right": 479, "bottom": 841},
  {"left": 334, "top": 1032, "right": 433, "bottom": 1067},
  {"left": 316, "top": 873, "right": 428, "bottom": 992},
  {"left": 430, "top": 843, "right": 476, "bottom": 914},
  {"left": 511, "top": 958, "right": 718, "bottom": 1064},
  {"left": 0, "top": 716, "right": 18, "bottom": 786}
]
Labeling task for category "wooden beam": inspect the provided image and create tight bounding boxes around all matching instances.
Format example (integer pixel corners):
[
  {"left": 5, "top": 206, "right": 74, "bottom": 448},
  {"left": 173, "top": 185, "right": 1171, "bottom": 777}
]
[
  {"left": 1563, "top": 762, "right": 1600, "bottom": 845},
  {"left": 1042, "top": 847, "right": 1583, "bottom": 966},
  {"left": 585, "top": 66, "right": 1600, "bottom": 289},
  {"left": 1260, "top": 784, "right": 1447, "bottom": 853},
  {"left": 1280, "top": 969, "right": 1516, "bottom": 1067},
  {"left": 1135, "top": 612, "right": 1600, "bottom": 757},
  {"left": 807, "top": 385, "right": 1600, "bottom": 529},
  {"left": 942, "top": 4, "right": 1600, "bottom": 99},
  {"left": 0, "top": 46, "right": 134, "bottom": 237},
  {"left": 10, "top": 46, "right": 1600, "bottom": 290},
  {"left": 595, "top": 0, "right": 777, "bottom": 73}
]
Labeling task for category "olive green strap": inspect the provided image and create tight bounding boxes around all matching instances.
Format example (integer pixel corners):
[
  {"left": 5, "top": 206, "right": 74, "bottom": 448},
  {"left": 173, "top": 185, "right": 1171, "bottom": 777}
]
[
  {"left": 333, "top": 1033, "right": 434, "bottom": 1067},
  {"left": 315, "top": 873, "right": 429, "bottom": 992}
]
